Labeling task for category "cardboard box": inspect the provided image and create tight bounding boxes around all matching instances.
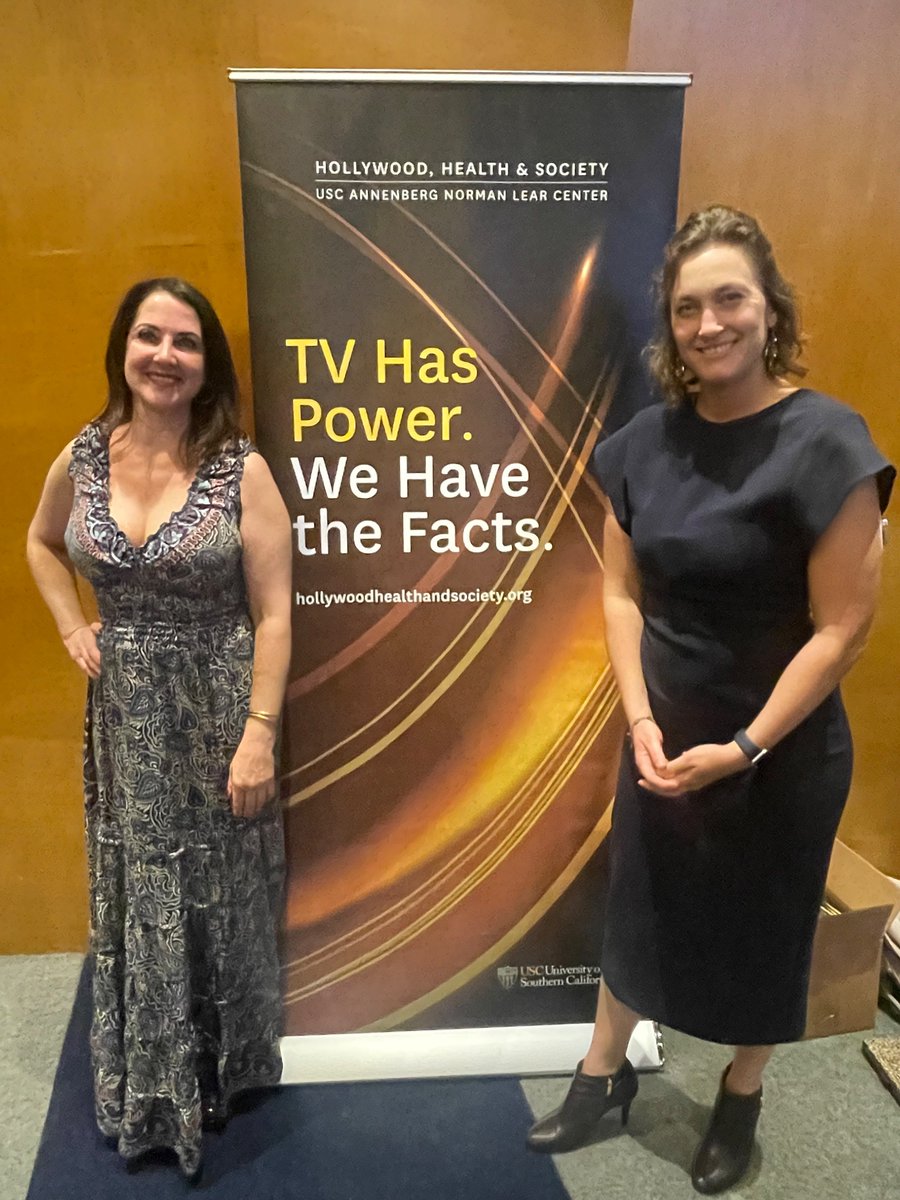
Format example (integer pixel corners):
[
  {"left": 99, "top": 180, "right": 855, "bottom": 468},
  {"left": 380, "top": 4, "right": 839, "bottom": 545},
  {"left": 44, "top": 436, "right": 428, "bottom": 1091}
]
[{"left": 804, "top": 839, "right": 900, "bottom": 1039}]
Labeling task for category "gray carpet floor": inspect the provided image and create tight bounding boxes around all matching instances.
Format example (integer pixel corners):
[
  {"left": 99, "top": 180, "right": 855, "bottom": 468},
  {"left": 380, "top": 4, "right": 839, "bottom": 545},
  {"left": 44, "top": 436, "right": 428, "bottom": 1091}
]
[
  {"left": 3, "top": 954, "right": 898, "bottom": 1200},
  {"left": 522, "top": 1013, "right": 900, "bottom": 1199},
  {"left": 1, "top": 953, "right": 84, "bottom": 1200}
]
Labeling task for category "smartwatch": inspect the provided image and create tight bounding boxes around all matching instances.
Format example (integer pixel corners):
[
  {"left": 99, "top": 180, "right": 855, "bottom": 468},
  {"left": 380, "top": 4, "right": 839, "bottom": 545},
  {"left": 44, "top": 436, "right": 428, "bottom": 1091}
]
[{"left": 734, "top": 728, "right": 768, "bottom": 765}]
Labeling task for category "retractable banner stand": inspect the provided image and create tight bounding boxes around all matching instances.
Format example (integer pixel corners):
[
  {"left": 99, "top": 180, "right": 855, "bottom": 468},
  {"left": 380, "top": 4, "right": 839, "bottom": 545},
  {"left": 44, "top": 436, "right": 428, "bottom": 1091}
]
[{"left": 231, "top": 70, "right": 688, "bottom": 1079}]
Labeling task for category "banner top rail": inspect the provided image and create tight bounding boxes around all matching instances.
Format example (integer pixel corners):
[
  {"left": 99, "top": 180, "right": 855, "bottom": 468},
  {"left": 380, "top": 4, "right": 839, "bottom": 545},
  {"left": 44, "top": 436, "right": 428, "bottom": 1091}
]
[{"left": 229, "top": 69, "right": 691, "bottom": 86}]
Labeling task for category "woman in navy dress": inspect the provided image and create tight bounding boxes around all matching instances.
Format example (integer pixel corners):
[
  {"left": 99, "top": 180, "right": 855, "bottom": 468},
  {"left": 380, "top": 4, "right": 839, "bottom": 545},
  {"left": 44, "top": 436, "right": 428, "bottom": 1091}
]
[{"left": 527, "top": 207, "right": 893, "bottom": 1193}]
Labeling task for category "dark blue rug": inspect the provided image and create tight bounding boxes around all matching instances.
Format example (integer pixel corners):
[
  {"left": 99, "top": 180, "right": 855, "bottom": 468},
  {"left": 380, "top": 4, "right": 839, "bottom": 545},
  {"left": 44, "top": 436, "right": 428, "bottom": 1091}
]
[{"left": 27, "top": 961, "right": 570, "bottom": 1199}]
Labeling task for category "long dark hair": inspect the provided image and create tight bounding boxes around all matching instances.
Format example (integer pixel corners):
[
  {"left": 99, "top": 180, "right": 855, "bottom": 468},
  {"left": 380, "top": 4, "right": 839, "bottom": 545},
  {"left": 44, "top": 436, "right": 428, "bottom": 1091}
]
[
  {"left": 97, "top": 277, "right": 243, "bottom": 466},
  {"left": 645, "top": 205, "right": 806, "bottom": 406}
]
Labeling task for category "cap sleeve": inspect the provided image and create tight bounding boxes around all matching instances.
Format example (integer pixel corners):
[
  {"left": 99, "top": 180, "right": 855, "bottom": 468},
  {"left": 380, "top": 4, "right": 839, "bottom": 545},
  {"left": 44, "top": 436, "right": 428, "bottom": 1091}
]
[
  {"left": 67, "top": 422, "right": 105, "bottom": 485},
  {"left": 793, "top": 408, "right": 894, "bottom": 540},
  {"left": 196, "top": 435, "right": 257, "bottom": 517},
  {"left": 590, "top": 427, "right": 633, "bottom": 535}
]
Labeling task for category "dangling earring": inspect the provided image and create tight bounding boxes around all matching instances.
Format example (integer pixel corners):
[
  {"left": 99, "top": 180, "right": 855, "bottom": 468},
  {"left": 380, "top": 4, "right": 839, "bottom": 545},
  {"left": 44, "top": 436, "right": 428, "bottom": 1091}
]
[
  {"left": 764, "top": 330, "right": 779, "bottom": 375},
  {"left": 676, "top": 361, "right": 688, "bottom": 381}
]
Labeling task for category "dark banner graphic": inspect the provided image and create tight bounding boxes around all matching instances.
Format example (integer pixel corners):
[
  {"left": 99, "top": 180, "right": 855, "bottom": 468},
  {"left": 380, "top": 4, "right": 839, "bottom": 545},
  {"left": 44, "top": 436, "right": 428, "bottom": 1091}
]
[{"left": 233, "top": 71, "right": 687, "bottom": 1035}]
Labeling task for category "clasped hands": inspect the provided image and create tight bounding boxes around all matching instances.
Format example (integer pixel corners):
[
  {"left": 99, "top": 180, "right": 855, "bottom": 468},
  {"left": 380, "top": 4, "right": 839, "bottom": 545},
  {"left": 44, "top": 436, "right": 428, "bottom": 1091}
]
[{"left": 631, "top": 718, "right": 748, "bottom": 796}]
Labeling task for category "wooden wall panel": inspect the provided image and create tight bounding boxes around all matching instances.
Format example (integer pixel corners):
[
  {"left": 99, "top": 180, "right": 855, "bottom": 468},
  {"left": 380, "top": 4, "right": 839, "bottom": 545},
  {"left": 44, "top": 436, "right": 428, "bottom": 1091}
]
[
  {"left": 0, "top": 2, "right": 632, "bottom": 951},
  {"left": 252, "top": 0, "right": 632, "bottom": 70},
  {"left": 629, "top": 0, "right": 900, "bottom": 873}
]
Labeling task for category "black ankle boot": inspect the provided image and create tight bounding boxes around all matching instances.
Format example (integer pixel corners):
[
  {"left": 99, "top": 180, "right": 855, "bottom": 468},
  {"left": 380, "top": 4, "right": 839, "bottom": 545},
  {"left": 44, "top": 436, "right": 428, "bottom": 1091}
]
[
  {"left": 197, "top": 1052, "right": 227, "bottom": 1131},
  {"left": 201, "top": 1093, "right": 228, "bottom": 1131},
  {"left": 526, "top": 1058, "right": 637, "bottom": 1153},
  {"left": 691, "top": 1067, "right": 762, "bottom": 1194}
]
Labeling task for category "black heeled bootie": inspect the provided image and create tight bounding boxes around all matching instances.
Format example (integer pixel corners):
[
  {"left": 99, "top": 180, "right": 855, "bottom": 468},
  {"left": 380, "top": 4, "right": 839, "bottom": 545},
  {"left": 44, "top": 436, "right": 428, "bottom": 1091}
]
[
  {"left": 201, "top": 1094, "right": 228, "bottom": 1132},
  {"left": 526, "top": 1058, "right": 637, "bottom": 1153},
  {"left": 691, "top": 1067, "right": 762, "bottom": 1194},
  {"left": 198, "top": 1052, "right": 228, "bottom": 1131}
]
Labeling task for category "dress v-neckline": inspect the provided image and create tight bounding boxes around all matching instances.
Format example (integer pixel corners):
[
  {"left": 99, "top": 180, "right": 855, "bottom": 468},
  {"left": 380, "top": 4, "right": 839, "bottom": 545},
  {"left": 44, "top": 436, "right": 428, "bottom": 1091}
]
[{"left": 100, "top": 430, "right": 201, "bottom": 552}]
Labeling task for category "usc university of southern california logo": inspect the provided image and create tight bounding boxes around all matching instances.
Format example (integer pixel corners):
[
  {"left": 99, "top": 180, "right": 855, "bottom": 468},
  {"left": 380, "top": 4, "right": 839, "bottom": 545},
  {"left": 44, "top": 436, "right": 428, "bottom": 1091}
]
[{"left": 497, "top": 965, "right": 519, "bottom": 990}]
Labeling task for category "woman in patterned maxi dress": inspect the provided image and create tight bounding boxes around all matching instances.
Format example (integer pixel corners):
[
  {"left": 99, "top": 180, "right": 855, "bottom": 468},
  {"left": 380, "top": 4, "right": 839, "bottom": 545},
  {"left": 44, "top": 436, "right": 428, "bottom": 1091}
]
[
  {"left": 27, "top": 278, "right": 292, "bottom": 1180},
  {"left": 526, "top": 209, "right": 893, "bottom": 1194}
]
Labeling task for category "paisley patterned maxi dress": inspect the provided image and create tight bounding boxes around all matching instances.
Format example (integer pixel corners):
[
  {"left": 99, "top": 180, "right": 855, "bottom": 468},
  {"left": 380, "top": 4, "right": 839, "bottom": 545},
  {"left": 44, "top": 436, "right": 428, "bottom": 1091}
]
[{"left": 65, "top": 423, "right": 285, "bottom": 1175}]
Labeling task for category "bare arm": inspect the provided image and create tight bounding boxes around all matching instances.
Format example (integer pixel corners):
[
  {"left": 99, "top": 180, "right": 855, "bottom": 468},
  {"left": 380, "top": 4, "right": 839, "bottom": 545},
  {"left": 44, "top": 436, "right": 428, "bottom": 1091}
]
[
  {"left": 662, "top": 479, "right": 884, "bottom": 794},
  {"left": 601, "top": 506, "right": 672, "bottom": 790},
  {"left": 228, "top": 452, "right": 292, "bottom": 818},
  {"left": 26, "top": 445, "right": 101, "bottom": 678},
  {"left": 746, "top": 479, "right": 882, "bottom": 745}
]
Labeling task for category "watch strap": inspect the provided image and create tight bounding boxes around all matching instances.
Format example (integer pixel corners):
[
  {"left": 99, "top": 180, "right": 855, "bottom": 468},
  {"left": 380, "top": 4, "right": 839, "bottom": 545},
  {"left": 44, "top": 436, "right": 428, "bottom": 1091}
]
[{"left": 734, "top": 728, "right": 768, "bottom": 764}]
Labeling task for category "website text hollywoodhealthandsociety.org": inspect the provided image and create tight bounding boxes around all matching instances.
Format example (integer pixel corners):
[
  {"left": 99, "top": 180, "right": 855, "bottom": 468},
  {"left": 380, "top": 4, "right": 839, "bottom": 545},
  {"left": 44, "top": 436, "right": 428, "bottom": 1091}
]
[{"left": 295, "top": 587, "right": 533, "bottom": 608}]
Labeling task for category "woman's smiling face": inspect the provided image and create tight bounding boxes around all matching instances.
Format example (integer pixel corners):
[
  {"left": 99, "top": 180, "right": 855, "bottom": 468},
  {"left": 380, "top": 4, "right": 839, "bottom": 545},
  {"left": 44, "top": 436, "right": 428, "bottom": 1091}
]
[
  {"left": 670, "top": 243, "right": 775, "bottom": 393},
  {"left": 123, "top": 291, "right": 205, "bottom": 414}
]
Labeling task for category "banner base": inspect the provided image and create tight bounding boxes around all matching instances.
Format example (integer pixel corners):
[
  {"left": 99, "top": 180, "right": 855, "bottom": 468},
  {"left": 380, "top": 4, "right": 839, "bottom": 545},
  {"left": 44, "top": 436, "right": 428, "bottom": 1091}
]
[{"left": 280, "top": 1020, "right": 663, "bottom": 1083}]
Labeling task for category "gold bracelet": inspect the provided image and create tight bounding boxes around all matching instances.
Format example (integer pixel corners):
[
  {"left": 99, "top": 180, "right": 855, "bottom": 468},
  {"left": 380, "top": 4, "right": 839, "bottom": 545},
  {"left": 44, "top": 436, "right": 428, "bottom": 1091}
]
[
  {"left": 630, "top": 714, "right": 655, "bottom": 730},
  {"left": 247, "top": 709, "right": 279, "bottom": 724},
  {"left": 61, "top": 622, "right": 89, "bottom": 640}
]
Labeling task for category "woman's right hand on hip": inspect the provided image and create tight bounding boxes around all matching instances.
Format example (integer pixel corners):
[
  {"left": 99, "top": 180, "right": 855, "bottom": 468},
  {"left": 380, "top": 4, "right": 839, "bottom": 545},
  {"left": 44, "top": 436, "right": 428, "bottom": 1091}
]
[{"left": 62, "top": 622, "right": 102, "bottom": 679}]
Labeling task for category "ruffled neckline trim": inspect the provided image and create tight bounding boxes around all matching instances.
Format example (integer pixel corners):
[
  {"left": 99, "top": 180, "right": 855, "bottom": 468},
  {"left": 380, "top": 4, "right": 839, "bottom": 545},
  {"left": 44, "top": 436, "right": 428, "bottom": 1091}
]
[{"left": 72, "top": 423, "right": 247, "bottom": 565}]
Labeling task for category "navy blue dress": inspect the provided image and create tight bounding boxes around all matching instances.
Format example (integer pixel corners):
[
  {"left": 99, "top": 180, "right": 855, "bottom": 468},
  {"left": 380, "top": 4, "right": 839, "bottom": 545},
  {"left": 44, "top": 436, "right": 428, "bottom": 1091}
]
[{"left": 591, "top": 389, "right": 894, "bottom": 1044}]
